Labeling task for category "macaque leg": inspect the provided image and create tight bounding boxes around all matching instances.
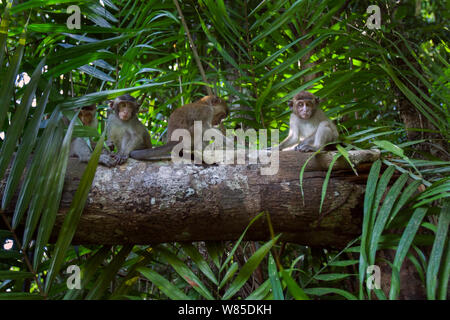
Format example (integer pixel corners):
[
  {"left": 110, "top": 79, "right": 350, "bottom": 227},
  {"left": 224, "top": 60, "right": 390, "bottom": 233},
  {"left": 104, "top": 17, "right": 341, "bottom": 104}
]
[{"left": 70, "top": 138, "right": 92, "bottom": 163}]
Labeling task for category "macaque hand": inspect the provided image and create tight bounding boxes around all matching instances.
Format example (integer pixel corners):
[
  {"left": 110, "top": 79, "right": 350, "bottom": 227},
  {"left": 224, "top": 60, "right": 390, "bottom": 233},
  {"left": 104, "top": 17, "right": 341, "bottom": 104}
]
[
  {"left": 99, "top": 154, "right": 117, "bottom": 167},
  {"left": 112, "top": 152, "right": 129, "bottom": 165},
  {"left": 294, "top": 143, "right": 318, "bottom": 152}
]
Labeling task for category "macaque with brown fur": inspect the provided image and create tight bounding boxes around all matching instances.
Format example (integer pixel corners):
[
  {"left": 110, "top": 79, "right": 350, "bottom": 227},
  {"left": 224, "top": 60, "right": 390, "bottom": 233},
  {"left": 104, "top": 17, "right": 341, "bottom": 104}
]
[
  {"left": 277, "top": 91, "right": 338, "bottom": 152},
  {"left": 106, "top": 94, "right": 152, "bottom": 165},
  {"left": 130, "top": 95, "right": 229, "bottom": 160},
  {"left": 69, "top": 104, "right": 116, "bottom": 167}
]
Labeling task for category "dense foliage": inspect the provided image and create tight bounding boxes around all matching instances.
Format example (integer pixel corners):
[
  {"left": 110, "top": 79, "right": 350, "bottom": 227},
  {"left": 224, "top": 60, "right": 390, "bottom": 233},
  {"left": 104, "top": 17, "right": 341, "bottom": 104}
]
[{"left": 0, "top": 0, "right": 448, "bottom": 300}]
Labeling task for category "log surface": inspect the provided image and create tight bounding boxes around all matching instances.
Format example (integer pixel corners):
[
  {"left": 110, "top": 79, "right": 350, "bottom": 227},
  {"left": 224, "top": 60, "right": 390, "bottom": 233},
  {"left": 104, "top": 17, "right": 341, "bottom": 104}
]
[{"left": 2, "top": 150, "right": 380, "bottom": 247}]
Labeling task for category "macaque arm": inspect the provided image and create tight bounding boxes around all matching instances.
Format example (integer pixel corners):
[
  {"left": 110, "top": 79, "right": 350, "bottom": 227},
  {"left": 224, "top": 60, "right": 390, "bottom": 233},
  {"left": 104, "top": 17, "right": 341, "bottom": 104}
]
[
  {"left": 296, "top": 121, "right": 337, "bottom": 152},
  {"left": 313, "top": 121, "right": 337, "bottom": 148},
  {"left": 277, "top": 129, "right": 299, "bottom": 151},
  {"left": 276, "top": 114, "right": 302, "bottom": 150}
]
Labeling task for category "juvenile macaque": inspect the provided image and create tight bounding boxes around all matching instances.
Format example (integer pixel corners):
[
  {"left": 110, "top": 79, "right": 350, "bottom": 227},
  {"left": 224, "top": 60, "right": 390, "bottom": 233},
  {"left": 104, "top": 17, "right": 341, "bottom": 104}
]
[
  {"left": 277, "top": 91, "right": 338, "bottom": 152},
  {"left": 106, "top": 94, "right": 152, "bottom": 165},
  {"left": 69, "top": 104, "right": 116, "bottom": 167},
  {"left": 130, "top": 95, "right": 228, "bottom": 160}
]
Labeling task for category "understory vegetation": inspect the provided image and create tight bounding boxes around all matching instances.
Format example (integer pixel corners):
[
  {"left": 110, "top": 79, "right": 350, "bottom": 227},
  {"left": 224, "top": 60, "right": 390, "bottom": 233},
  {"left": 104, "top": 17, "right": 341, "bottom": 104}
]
[{"left": 0, "top": 0, "right": 448, "bottom": 300}]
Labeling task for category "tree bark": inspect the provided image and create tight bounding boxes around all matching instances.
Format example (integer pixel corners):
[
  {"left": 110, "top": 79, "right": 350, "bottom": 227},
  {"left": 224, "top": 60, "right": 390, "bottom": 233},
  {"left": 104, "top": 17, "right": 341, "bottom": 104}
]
[{"left": 1, "top": 150, "right": 380, "bottom": 247}]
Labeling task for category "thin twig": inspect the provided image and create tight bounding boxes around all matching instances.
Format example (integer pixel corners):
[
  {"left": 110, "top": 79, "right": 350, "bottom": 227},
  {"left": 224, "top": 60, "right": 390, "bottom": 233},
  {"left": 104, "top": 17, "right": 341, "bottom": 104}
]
[{"left": 173, "top": 0, "right": 213, "bottom": 96}]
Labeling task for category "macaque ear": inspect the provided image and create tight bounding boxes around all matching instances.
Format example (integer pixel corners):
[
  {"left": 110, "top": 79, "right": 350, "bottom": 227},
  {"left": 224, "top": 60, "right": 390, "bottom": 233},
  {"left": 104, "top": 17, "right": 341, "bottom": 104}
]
[
  {"left": 211, "top": 96, "right": 222, "bottom": 105},
  {"left": 288, "top": 100, "right": 294, "bottom": 110},
  {"left": 108, "top": 100, "right": 115, "bottom": 109}
]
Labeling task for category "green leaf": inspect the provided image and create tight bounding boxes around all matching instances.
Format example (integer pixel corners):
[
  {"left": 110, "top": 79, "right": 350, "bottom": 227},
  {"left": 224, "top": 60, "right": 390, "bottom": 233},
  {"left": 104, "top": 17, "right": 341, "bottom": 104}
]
[
  {"left": 223, "top": 235, "right": 280, "bottom": 300},
  {"left": 44, "top": 130, "right": 106, "bottom": 293},
  {"left": 359, "top": 160, "right": 381, "bottom": 294},
  {"left": 281, "top": 270, "right": 309, "bottom": 300},
  {"left": 328, "top": 260, "right": 359, "bottom": 267},
  {"left": 373, "top": 140, "right": 404, "bottom": 157},
  {"left": 64, "top": 246, "right": 112, "bottom": 300},
  {"left": 426, "top": 201, "right": 450, "bottom": 300},
  {"left": 268, "top": 253, "right": 283, "bottom": 300},
  {"left": 32, "top": 110, "right": 79, "bottom": 263},
  {"left": 303, "top": 287, "right": 357, "bottom": 300},
  {"left": 218, "top": 262, "right": 238, "bottom": 290},
  {"left": 1, "top": 78, "right": 52, "bottom": 210},
  {"left": 314, "top": 273, "right": 353, "bottom": 281},
  {"left": 85, "top": 245, "right": 133, "bottom": 300},
  {"left": 0, "top": 271, "right": 34, "bottom": 280},
  {"left": 0, "top": 1, "right": 12, "bottom": 67},
  {"left": 0, "top": 31, "right": 25, "bottom": 132},
  {"left": 373, "top": 140, "right": 420, "bottom": 176},
  {"left": 220, "top": 211, "right": 265, "bottom": 273},
  {"left": 157, "top": 247, "right": 214, "bottom": 300},
  {"left": 389, "top": 208, "right": 428, "bottom": 300},
  {"left": 0, "top": 293, "right": 44, "bottom": 300},
  {"left": 320, "top": 153, "right": 341, "bottom": 213},
  {"left": 138, "top": 267, "right": 191, "bottom": 300},
  {"left": 0, "top": 56, "right": 45, "bottom": 181},
  {"left": 181, "top": 243, "right": 218, "bottom": 285},
  {"left": 369, "top": 173, "right": 409, "bottom": 264},
  {"left": 10, "top": 109, "right": 61, "bottom": 229},
  {"left": 245, "top": 279, "right": 271, "bottom": 300},
  {"left": 205, "top": 241, "right": 222, "bottom": 269},
  {"left": 336, "top": 144, "right": 358, "bottom": 176}
]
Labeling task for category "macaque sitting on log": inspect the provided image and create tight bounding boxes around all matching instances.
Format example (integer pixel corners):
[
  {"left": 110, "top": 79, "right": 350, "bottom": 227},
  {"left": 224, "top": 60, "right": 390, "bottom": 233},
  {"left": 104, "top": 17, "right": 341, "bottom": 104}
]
[
  {"left": 69, "top": 104, "right": 116, "bottom": 167},
  {"left": 106, "top": 94, "right": 152, "bottom": 165},
  {"left": 130, "top": 95, "right": 229, "bottom": 161},
  {"left": 277, "top": 91, "right": 338, "bottom": 152}
]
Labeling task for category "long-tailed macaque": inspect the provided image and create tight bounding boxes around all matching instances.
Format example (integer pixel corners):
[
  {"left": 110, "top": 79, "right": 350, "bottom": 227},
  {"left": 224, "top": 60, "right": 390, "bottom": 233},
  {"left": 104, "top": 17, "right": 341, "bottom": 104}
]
[
  {"left": 69, "top": 104, "right": 116, "bottom": 167},
  {"left": 130, "top": 95, "right": 228, "bottom": 160},
  {"left": 106, "top": 94, "right": 152, "bottom": 165},
  {"left": 277, "top": 91, "right": 338, "bottom": 152}
]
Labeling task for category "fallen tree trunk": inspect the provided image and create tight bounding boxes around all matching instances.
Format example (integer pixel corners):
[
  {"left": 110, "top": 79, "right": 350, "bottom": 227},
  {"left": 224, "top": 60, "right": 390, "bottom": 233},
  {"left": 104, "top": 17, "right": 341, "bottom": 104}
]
[{"left": 2, "top": 150, "right": 380, "bottom": 247}]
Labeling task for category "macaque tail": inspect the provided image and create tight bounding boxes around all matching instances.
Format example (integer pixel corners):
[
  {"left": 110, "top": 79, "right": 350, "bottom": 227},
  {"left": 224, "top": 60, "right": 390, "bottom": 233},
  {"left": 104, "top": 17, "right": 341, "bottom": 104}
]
[{"left": 130, "top": 141, "right": 178, "bottom": 160}]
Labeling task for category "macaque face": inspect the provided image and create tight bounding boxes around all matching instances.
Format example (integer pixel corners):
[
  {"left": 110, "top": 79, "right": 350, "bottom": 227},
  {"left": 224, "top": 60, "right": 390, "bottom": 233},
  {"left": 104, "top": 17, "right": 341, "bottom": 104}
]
[
  {"left": 212, "top": 111, "right": 227, "bottom": 125},
  {"left": 79, "top": 106, "right": 95, "bottom": 125},
  {"left": 117, "top": 102, "right": 135, "bottom": 121},
  {"left": 294, "top": 99, "right": 315, "bottom": 120}
]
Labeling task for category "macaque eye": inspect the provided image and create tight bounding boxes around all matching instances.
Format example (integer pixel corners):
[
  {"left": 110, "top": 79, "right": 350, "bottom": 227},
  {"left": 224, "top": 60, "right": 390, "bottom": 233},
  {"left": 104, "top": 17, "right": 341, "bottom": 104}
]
[{"left": 119, "top": 104, "right": 130, "bottom": 112}]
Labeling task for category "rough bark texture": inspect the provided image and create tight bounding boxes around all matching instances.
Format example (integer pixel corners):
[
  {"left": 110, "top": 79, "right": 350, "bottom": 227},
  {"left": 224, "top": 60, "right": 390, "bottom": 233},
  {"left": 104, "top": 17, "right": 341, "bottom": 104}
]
[{"left": 2, "top": 150, "right": 380, "bottom": 247}]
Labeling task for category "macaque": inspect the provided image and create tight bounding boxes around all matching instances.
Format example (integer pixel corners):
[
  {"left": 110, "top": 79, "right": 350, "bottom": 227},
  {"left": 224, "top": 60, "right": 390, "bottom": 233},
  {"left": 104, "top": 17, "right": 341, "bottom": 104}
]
[
  {"left": 69, "top": 104, "right": 116, "bottom": 167},
  {"left": 130, "top": 95, "right": 228, "bottom": 160},
  {"left": 277, "top": 91, "right": 338, "bottom": 152},
  {"left": 106, "top": 94, "right": 152, "bottom": 165}
]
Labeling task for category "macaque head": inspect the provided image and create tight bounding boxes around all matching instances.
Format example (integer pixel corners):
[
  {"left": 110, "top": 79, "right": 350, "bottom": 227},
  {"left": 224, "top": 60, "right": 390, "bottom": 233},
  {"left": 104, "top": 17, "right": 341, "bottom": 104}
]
[
  {"left": 78, "top": 104, "right": 96, "bottom": 126},
  {"left": 199, "top": 95, "right": 229, "bottom": 125},
  {"left": 110, "top": 94, "right": 138, "bottom": 122},
  {"left": 289, "top": 91, "right": 319, "bottom": 120}
]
